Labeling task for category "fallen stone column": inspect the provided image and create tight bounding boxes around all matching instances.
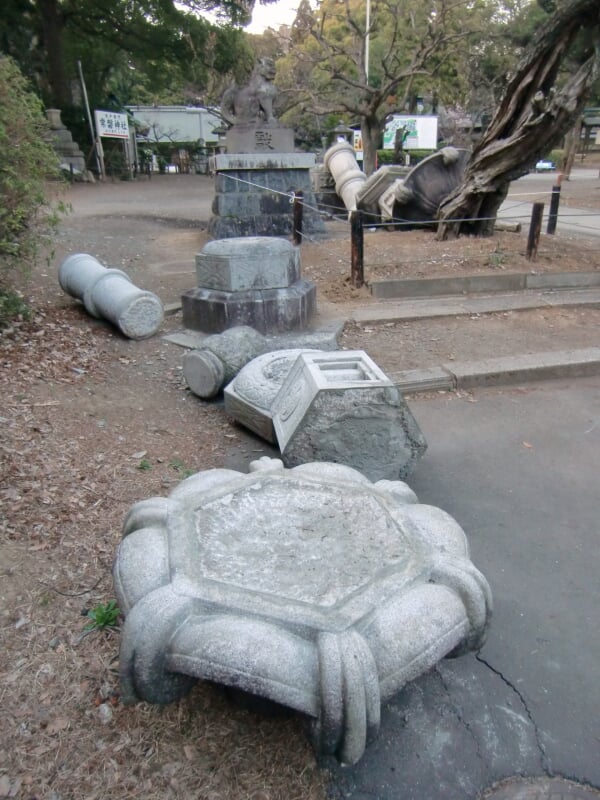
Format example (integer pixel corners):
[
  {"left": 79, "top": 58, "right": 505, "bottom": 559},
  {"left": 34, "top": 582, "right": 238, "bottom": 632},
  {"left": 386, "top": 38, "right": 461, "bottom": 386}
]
[
  {"left": 59, "top": 253, "right": 164, "bottom": 339},
  {"left": 323, "top": 141, "right": 367, "bottom": 211},
  {"left": 182, "top": 324, "right": 342, "bottom": 399}
]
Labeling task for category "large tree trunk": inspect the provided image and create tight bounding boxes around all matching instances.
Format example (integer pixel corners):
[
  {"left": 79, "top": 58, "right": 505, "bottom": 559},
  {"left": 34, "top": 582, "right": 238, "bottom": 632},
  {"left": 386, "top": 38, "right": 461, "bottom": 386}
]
[
  {"left": 361, "top": 115, "right": 381, "bottom": 176},
  {"left": 437, "top": 0, "right": 600, "bottom": 239},
  {"left": 36, "top": 0, "right": 70, "bottom": 108}
]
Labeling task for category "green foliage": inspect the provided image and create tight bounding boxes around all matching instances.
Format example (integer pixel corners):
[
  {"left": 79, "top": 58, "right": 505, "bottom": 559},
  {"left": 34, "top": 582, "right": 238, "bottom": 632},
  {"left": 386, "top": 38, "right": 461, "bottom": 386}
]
[
  {"left": 0, "top": 291, "right": 32, "bottom": 328},
  {"left": 488, "top": 240, "right": 506, "bottom": 268},
  {"left": 137, "top": 458, "right": 152, "bottom": 471},
  {"left": 84, "top": 600, "right": 121, "bottom": 631},
  {"left": 1, "top": 0, "right": 254, "bottom": 112},
  {"left": 169, "top": 458, "right": 195, "bottom": 478},
  {"left": 0, "top": 56, "right": 63, "bottom": 323}
]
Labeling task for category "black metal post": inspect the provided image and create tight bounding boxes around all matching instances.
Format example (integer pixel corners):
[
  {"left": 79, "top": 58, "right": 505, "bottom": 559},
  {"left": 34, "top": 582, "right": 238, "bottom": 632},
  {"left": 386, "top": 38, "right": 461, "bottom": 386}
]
[{"left": 547, "top": 176, "right": 562, "bottom": 235}]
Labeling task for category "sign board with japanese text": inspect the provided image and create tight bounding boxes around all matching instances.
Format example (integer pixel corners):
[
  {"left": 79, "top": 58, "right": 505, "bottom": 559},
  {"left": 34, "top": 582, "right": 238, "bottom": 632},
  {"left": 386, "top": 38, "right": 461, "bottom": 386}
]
[
  {"left": 94, "top": 110, "right": 130, "bottom": 140},
  {"left": 383, "top": 115, "right": 438, "bottom": 150}
]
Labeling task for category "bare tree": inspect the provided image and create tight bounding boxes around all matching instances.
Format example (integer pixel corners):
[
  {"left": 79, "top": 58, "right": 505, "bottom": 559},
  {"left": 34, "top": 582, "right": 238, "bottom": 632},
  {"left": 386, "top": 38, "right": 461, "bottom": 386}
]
[
  {"left": 279, "top": 0, "right": 476, "bottom": 175},
  {"left": 436, "top": 0, "right": 600, "bottom": 239}
]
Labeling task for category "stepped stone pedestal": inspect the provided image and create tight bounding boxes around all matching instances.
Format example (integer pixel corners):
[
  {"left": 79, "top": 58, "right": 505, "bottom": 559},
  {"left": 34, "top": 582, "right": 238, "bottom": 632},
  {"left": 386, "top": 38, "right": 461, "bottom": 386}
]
[
  {"left": 181, "top": 236, "right": 316, "bottom": 334},
  {"left": 208, "top": 153, "right": 325, "bottom": 239},
  {"left": 46, "top": 108, "right": 87, "bottom": 175},
  {"left": 113, "top": 456, "right": 492, "bottom": 765}
]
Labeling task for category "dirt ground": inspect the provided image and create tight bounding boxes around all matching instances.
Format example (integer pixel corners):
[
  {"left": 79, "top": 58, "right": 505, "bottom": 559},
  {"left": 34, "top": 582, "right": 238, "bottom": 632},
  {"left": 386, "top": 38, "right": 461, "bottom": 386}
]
[{"left": 1, "top": 168, "right": 599, "bottom": 800}]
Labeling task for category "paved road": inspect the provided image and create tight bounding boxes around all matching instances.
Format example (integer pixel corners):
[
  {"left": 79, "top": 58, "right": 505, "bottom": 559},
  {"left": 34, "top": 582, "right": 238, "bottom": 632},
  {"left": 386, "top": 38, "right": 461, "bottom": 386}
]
[
  {"left": 325, "top": 377, "right": 600, "bottom": 799},
  {"left": 68, "top": 166, "right": 600, "bottom": 237},
  {"left": 500, "top": 169, "right": 600, "bottom": 238}
]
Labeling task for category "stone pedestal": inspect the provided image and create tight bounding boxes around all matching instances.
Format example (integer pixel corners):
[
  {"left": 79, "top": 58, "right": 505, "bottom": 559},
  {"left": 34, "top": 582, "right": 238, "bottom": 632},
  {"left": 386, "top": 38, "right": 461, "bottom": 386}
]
[
  {"left": 225, "top": 125, "right": 295, "bottom": 154},
  {"left": 181, "top": 237, "right": 316, "bottom": 335},
  {"left": 390, "top": 147, "right": 471, "bottom": 227},
  {"left": 208, "top": 153, "right": 325, "bottom": 239},
  {"left": 113, "top": 457, "right": 492, "bottom": 765}
]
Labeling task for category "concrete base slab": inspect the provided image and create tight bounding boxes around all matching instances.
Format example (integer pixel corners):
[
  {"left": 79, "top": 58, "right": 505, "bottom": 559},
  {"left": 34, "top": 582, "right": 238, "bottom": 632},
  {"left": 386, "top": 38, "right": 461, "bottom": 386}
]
[{"left": 448, "top": 348, "right": 600, "bottom": 389}]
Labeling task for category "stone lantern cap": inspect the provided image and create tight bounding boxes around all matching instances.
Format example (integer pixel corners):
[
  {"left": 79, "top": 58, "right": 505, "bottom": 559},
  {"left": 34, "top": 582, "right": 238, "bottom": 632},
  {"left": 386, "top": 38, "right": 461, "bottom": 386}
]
[{"left": 114, "top": 457, "right": 492, "bottom": 764}]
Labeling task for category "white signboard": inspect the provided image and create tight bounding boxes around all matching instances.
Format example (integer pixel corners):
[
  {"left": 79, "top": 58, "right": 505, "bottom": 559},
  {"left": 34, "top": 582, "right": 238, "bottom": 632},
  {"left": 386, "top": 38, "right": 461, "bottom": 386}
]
[
  {"left": 353, "top": 130, "right": 363, "bottom": 161},
  {"left": 94, "top": 110, "right": 130, "bottom": 139},
  {"left": 383, "top": 115, "right": 438, "bottom": 150}
]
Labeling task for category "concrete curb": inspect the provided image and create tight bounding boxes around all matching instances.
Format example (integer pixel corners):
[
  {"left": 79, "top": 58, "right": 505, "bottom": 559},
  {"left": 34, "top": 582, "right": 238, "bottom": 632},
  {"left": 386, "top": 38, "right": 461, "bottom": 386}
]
[
  {"left": 394, "top": 348, "right": 600, "bottom": 394},
  {"left": 369, "top": 270, "right": 600, "bottom": 299},
  {"left": 350, "top": 286, "right": 600, "bottom": 324}
]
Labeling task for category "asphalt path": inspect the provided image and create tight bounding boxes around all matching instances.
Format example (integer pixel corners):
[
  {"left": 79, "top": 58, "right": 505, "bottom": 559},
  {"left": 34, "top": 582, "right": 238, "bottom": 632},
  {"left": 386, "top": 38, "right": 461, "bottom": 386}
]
[
  {"left": 500, "top": 169, "right": 600, "bottom": 238},
  {"left": 325, "top": 378, "right": 600, "bottom": 799}
]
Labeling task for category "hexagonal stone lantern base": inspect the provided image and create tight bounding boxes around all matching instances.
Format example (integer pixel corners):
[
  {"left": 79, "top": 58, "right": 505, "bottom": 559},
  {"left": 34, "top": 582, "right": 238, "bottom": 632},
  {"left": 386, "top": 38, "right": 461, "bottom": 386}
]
[
  {"left": 225, "top": 349, "right": 427, "bottom": 480},
  {"left": 113, "top": 457, "right": 492, "bottom": 765}
]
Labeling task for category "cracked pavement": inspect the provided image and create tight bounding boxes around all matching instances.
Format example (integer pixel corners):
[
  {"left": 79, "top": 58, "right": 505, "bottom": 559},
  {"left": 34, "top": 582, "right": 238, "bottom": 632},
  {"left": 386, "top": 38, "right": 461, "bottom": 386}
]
[{"left": 325, "top": 378, "right": 600, "bottom": 799}]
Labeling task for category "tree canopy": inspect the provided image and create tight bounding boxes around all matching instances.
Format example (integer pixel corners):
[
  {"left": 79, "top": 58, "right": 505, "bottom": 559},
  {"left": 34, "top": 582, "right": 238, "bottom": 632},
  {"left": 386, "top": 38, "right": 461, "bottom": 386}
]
[{"left": 0, "top": 0, "right": 256, "bottom": 113}]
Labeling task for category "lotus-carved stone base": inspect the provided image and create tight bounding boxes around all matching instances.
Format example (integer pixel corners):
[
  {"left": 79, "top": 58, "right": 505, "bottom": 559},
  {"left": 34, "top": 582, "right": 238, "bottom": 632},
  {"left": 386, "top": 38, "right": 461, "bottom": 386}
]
[{"left": 113, "top": 458, "right": 492, "bottom": 764}]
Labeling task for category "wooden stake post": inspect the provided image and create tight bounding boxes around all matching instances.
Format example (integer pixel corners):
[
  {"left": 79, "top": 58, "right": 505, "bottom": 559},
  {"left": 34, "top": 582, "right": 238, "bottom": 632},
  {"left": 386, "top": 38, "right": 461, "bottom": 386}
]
[
  {"left": 547, "top": 174, "right": 562, "bottom": 234},
  {"left": 350, "top": 209, "right": 365, "bottom": 288},
  {"left": 292, "top": 191, "right": 304, "bottom": 246},
  {"left": 527, "top": 202, "right": 544, "bottom": 261}
]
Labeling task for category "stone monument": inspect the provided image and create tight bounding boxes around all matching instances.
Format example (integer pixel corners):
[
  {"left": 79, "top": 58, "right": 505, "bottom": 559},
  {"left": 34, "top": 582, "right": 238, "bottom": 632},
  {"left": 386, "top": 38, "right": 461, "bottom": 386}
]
[
  {"left": 59, "top": 253, "right": 164, "bottom": 339},
  {"left": 209, "top": 58, "right": 324, "bottom": 238},
  {"left": 114, "top": 457, "right": 492, "bottom": 765},
  {"left": 46, "top": 109, "right": 87, "bottom": 176}
]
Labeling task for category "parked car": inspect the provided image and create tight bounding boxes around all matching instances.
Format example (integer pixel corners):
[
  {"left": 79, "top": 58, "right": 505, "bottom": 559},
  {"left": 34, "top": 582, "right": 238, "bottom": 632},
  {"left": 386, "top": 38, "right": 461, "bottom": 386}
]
[{"left": 535, "top": 159, "right": 556, "bottom": 172}]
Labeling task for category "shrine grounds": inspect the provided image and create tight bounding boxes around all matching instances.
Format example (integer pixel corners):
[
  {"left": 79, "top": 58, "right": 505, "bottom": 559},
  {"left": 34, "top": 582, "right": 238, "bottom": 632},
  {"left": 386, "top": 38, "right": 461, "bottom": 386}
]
[{"left": 1, "top": 167, "right": 599, "bottom": 799}]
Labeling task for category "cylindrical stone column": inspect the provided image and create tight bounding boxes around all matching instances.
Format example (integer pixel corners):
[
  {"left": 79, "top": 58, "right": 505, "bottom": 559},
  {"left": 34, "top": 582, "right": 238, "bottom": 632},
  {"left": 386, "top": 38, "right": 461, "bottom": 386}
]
[
  {"left": 182, "top": 325, "right": 267, "bottom": 399},
  {"left": 323, "top": 142, "right": 367, "bottom": 211},
  {"left": 59, "top": 253, "right": 164, "bottom": 340}
]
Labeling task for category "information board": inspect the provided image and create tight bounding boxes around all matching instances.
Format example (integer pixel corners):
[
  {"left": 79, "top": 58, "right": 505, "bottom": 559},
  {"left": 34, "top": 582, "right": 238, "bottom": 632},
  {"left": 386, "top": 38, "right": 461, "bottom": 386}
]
[
  {"left": 94, "top": 110, "right": 130, "bottom": 139},
  {"left": 382, "top": 115, "right": 438, "bottom": 150}
]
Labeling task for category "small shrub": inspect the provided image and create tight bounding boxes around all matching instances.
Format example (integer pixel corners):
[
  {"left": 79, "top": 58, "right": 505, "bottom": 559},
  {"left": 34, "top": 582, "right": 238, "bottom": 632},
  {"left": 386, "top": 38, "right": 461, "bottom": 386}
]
[
  {"left": 0, "top": 55, "right": 64, "bottom": 325},
  {"left": 84, "top": 600, "right": 121, "bottom": 631},
  {"left": 376, "top": 148, "right": 434, "bottom": 167},
  {"left": 0, "top": 290, "right": 31, "bottom": 324}
]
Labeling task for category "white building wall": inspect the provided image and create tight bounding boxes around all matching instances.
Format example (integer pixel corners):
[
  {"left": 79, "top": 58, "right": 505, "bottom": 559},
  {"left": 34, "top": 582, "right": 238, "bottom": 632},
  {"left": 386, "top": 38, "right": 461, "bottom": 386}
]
[{"left": 126, "top": 106, "right": 221, "bottom": 144}]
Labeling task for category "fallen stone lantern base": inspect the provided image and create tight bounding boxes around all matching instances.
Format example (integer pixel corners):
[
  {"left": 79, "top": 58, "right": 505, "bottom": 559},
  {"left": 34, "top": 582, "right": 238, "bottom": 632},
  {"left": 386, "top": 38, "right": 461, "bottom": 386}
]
[
  {"left": 114, "top": 458, "right": 492, "bottom": 764},
  {"left": 224, "top": 349, "right": 427, "bottom": 480}
]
